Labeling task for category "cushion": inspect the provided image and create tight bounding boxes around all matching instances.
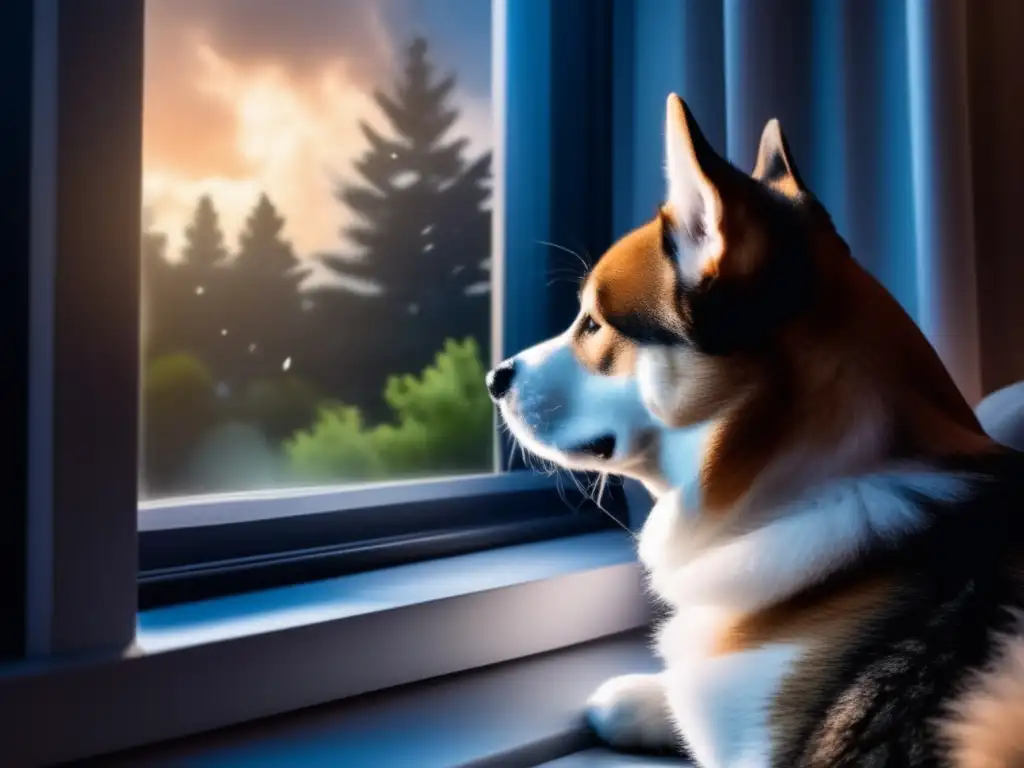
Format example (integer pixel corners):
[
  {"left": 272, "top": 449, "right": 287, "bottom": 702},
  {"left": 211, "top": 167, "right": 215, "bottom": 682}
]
[{"left": 975, "top": 381, "right": 1024, "bottom": 451}]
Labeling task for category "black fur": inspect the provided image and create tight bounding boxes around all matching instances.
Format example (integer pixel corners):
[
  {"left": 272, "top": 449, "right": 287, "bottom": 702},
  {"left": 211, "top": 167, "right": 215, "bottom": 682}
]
[
  {"left": 685, "top": 195, "right": 817, "bottom": 357},
  {"left": 776, "top": 448, "right": 1024, "bottom": 768}
]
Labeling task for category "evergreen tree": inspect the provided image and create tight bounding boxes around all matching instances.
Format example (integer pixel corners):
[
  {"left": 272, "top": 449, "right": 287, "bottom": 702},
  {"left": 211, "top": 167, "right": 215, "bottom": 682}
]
[
  {"left": 432, "top": 151, "right": 491, "bottom": 348},
  {"left": 302, "top": 284, "right": 392, "bottom": 424},
  {"left": 183, "top": 195, "right": 228, "bottom": 268},
  {"left": 319, "top": 36, "right": 492, "bottom": 378},
  {"left": 224, "top": 193, "right": 306, "bottom": 387},
  {"left": 176, "top": 195, "right": 230, "bottom": 371}
]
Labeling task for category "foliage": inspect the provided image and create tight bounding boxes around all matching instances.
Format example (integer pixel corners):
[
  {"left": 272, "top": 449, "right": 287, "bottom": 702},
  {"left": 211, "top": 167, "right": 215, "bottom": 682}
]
[
  {"left": 285, "top": 338, "right": 493, "bottom": 481},
  {"left": 318, "top": 36, "right": 492, "bottom": 385},
  {"left": 140, "top": 36, "right": 495, "bottom": 493},
  {"left": 285, "top": 404, "right": 386, "bottom": 482},
  {"left": 375, "top": 337, "right": 493, "bottom": 473},
  {"left": 142, "top": 196, "right": 230, "bottom": 372},
  {"left": 239, "top": 375, "right": 321, "bottom": 444},
  {"left": 141, "top": 353, "right": 221, "bottom": 495},
  {"left": 224, "top": 194, "right": 308, "bottom": 385},
  {"left": 183, "top": 195, "right": 229, "bottom": 268}
]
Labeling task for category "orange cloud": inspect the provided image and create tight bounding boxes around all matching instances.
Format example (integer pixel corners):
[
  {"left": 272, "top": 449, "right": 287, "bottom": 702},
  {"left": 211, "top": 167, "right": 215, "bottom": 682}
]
[
  {"left": 141, "top": 1, "right": 492, "bottom": 291},
  {"left": 144, "top": 44, "right": 380, "bottom": 267}
]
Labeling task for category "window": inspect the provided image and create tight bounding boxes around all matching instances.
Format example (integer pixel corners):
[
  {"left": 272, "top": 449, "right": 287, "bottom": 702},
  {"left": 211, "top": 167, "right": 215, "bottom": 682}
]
[
  {"left": 135, "top": 0, "right": 627, "bottom": 607},
  {"left": 140, "top": 0, "right": 496, "bottom": 498},
  {"left": 6, "top": 0, "right": 638, "bottom": 759}
]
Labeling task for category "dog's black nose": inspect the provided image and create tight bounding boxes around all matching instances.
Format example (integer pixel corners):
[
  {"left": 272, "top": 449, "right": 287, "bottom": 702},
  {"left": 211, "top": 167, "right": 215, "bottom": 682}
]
[{"left": 486, "top": 360, "right": 517, "bottom": 401}]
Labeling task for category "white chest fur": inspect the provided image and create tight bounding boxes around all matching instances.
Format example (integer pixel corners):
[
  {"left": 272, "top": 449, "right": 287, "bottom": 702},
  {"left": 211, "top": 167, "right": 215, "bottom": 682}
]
[
  {"left": 656, "top": 611, "right": 801, "bottom": 768},
  {"left": 636, "top": 458, "right": 968, "bottom": 767}
]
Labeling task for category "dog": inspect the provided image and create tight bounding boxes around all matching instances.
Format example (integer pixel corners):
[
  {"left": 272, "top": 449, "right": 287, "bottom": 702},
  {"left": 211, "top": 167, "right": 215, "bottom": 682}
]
[{"left": 487, "top": 93, "right": 1024, "bottom": 767}]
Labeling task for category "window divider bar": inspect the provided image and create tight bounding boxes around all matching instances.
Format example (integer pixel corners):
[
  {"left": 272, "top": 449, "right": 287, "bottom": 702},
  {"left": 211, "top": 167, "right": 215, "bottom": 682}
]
[{"left": 27, "top": 0, "right": 145, "bottom": 657}]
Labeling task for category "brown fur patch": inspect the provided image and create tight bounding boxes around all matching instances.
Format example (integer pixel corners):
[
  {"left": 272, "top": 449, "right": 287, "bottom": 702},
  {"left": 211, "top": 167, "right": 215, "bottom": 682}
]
[
  {"left": 585, "top": 217, "right": 689, "bottom": 344},
  {"left": 581, "top": 122, "right": 994, "bottom": 518},
  {"left": 939, "top": 617, "right": 1024, "bottom": 768},
  {"left": 642, "top": 567, "right": 908, "bottom": 760},
  {"left": 571, "top": 262, "right": 645, "bottom": 377},
  {"left": 712, "top": 573, "right": 900, "bottom": 757},
  {"left": 712, "top": 573, "right": 896, "bottom": 656}
]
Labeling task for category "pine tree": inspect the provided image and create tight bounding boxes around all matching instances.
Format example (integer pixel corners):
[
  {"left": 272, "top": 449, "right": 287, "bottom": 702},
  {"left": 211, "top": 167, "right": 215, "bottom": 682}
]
[
  {"left": 183, "top": 196, "right": 228, "bottom": 268},
  {"left": 224, "top": 193, "right": 306, "bottom": 386},
  {"left": 139, "top": 206, "right": 224, "bottom": 493},
  {"left": 432, "top": 151, "right": 491, "bottom": 348},
  {"left": 319, "top": 37, "right": 492, "bottom": 376},
  {"left": 176, "top": 195, "right": 230, "bottom": 373}
]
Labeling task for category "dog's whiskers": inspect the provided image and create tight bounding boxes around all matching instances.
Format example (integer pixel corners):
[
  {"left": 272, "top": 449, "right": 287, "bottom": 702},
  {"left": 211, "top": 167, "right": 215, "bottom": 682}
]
[{"left": 536, "top": 240, "right": 592, "bottom": 283}]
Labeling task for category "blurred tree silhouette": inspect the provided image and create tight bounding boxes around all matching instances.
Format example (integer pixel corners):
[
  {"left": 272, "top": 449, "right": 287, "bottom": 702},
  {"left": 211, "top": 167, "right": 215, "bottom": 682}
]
[
  {"left": 285, "top": 337, "right": 493, "bottom": 481},
  {"left": 239, "top": 375, "right": 321, "bottom": 444},
  {"left": 318, "top": 36, "right": 492, "bottom": 388},
  {"left": 139, "top": 36, "right": 497, "bottom": 495},
  {"left": 142, "top": 353, "right": 221, "bottom": 495},
  {"left": 175, "top": 196, "right": 230, "bottom": 372},
  {"left": 224, "top": 194, "right": 308, "bottom": 387}
]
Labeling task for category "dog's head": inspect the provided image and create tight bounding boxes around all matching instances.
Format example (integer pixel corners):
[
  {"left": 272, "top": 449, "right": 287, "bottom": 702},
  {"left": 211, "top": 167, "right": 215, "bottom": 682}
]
[{"left": 489, "top": 94, "right": 985, "bottom": 503}]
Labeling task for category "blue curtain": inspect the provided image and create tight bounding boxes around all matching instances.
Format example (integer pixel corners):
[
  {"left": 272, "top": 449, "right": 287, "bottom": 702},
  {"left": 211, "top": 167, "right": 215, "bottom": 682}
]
[{"left": 613, "top": 0, "right": 984, "bottom": 405}]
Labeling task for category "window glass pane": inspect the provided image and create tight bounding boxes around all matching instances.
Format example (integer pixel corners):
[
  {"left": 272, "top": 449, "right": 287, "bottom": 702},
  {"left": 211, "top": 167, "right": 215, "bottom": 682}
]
[{"left": 140, "top": 1, "right": 495, "bottom": 499}]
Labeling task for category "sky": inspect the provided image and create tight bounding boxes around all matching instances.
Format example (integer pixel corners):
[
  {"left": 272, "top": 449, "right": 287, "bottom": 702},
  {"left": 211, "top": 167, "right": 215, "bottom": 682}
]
[{"left": 142, "top": 0, "right": 493, "bottom": 288}]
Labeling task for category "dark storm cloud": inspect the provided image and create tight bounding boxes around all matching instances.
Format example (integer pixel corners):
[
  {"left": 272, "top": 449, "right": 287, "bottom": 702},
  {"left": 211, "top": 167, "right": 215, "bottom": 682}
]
[
  {"left": 143, "top": 0, "right": 396, "bottom": 177},
  {"left": 150, "top": 0, "right": 395, "bottom": 85}
]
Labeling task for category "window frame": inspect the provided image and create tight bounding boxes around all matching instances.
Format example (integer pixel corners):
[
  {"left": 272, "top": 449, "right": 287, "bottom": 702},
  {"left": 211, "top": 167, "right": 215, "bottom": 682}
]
[
  {"left": 138, "top": 473, "right": 623, "bottom": 608},
  {"left": 25, "top": 0, "right": 141, "bottom": 658},
  {"left": 128, "top": 0, "right": 624, "bottom": 607},
  {"left": 1, "top": 2, "right": 655, "bottom": 762},
  {"left": 28, "top": 0, "right": 625, "bottom": 649},
  {"left": 0, "top": 0, "right": 33, "bottom": 663}
]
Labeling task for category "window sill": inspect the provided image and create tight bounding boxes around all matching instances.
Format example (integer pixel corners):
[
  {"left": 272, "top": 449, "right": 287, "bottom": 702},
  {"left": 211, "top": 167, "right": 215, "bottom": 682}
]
[
  {"left": 96, "top": 632, "right": 666, "bottom": 767},
  {"left": 541, "top": 749, "right": 687, "bottom": 767},
  {"left": 0, "top": 531, "right": 649, "bottom": 766}
]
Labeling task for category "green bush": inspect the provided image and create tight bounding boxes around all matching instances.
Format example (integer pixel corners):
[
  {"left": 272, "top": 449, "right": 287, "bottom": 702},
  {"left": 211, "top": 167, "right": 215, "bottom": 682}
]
[
  {"left": 285, "top": 403, "right": 385, "bottom": 482},
  {"left": 285, "top": 337, "right": 494, "bottom": 482},
  {"left": 239, "top": 375, "right": 321, "bottom": 443},
  {"left": 142, "top": 352, "right": 221, "bottom": 494}
]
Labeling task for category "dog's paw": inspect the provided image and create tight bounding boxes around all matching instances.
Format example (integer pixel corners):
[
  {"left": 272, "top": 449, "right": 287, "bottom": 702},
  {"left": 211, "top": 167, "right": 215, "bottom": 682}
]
[{"left": 585, "top": 673, "right": 678, "bottom": 752}]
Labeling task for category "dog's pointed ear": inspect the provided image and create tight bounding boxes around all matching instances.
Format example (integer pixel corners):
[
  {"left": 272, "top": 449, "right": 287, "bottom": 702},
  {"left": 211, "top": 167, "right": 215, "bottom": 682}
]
[
  {"left": 663, "top": 94, "right": 726, "bottom": 280},
  {"left": 752, "top": 118, "right": 805, "bottom": 197}
]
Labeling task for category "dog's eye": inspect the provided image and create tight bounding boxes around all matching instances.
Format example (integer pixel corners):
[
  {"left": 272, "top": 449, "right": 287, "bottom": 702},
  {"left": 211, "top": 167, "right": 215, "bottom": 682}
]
[{"left": 581, "top": 314, "right": 601, "bottom": 336}]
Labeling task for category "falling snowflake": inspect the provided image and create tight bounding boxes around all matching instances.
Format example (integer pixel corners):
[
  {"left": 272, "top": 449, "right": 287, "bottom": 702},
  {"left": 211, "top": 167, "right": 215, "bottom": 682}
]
[
  {"left": 392, "top": 170, "right": 420, "bottom": 189},
  {"left": 248, "top": 343, "right": 257, "bottom": 353},
  {"left": 195, "top": 285, "right": 205, "bottom": 296},
  {"left": 220, "top": 328, "right": 228, "bottom": 336},
  {"left": 282, "top": 357, "right": 292, "bottom": 372}
]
